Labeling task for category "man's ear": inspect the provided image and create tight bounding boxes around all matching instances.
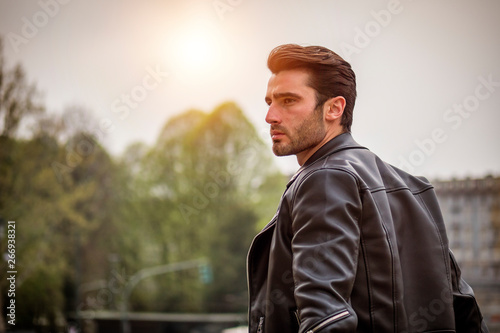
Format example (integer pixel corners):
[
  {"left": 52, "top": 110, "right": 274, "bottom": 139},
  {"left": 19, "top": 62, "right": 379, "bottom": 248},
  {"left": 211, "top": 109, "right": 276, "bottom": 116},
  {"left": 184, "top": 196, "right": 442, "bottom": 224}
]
[{"left": 324, "top": 96, "right": 346, "bottom": 121}]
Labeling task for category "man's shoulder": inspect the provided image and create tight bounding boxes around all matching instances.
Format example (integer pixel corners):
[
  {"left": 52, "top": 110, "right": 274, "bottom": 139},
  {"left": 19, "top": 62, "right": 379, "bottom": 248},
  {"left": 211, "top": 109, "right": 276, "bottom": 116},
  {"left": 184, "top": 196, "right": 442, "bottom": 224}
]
[
  {"left": 295, "top": 146, "right": 433, "bottom": 195},
  {"left": 287, "top": 149, "right": 368, "bottom": 193}
]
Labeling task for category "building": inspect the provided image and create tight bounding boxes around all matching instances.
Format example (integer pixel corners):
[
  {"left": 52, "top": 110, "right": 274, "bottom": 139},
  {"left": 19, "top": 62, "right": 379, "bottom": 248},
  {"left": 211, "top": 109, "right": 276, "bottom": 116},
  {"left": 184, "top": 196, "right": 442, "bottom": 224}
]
[{"left": 434, "top": 175, "right": 500, "bottom": 329}]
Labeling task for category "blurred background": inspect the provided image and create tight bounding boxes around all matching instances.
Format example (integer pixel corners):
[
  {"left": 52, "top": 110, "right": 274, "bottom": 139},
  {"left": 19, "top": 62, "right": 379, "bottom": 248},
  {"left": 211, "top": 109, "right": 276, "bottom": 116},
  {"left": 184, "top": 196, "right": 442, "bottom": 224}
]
[{"left": 0, "top": 0, "right": 499, "bottom": 332}]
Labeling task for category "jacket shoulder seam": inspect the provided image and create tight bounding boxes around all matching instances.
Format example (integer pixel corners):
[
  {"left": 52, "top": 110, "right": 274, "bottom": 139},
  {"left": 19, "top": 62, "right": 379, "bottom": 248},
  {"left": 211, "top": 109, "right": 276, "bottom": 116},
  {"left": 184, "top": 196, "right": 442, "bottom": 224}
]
[
  {"left": 288, "top": 166, "right": 364, "bottom": 215},
  {"left": 371, "top": 185, "right": 434, "bottom": 195}
]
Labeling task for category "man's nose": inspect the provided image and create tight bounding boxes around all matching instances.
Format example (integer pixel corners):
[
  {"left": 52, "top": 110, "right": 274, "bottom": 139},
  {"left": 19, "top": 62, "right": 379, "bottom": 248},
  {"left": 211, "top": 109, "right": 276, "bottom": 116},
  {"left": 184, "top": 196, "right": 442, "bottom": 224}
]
[{"left": 265, "top": 105, "right": 280, "bottom": 124}]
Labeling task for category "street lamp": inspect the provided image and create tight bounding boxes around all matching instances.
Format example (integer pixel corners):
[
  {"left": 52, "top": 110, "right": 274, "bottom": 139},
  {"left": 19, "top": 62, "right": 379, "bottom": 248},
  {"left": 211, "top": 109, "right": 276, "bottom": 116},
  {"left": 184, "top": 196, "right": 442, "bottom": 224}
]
[{"left": 121, "top": 258, "right": 211, "bottom": 333}]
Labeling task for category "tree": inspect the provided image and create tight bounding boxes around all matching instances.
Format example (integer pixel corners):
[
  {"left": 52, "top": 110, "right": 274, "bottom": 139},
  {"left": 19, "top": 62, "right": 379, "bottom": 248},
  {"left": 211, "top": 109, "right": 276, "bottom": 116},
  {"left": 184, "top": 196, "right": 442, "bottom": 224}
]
[
  {"left": 0, "top": 35, "right": 45, "bottom": 331},
  {"left": 0, "top": 82, "right": 121, "bottom": 329},
  {"left": 0, "top": 37, "right": 44, "bottom": 138},
  {"left": 0, "top": 35, "right": 46, "bottom": 214},
  {"left": 0, "top": 32, "right": 286, "bottom": 326},
  {"left": 117, "top": 102, "right": 286, "bottom": 312}
]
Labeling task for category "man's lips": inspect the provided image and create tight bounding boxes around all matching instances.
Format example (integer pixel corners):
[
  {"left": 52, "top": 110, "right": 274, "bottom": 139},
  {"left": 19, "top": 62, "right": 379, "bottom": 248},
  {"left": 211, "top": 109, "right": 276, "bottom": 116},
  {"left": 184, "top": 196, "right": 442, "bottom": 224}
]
[{"left": 270, "top": 129, "right": 285, "bottom": 140}]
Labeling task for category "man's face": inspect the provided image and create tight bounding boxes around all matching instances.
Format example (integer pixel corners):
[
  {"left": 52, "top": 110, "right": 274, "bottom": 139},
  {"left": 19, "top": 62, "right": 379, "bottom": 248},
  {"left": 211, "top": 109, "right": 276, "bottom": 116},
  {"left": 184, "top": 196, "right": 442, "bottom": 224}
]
[{"left": 265, "top": 69, "right": 326, "bottom": 163}]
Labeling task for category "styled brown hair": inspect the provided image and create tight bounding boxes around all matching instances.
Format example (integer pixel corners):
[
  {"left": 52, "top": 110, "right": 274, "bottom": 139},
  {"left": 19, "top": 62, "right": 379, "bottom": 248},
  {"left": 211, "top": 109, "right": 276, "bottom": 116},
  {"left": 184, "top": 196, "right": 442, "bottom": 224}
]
[{"left": 267, "top": 44, "right": 356, "bottom": 132}]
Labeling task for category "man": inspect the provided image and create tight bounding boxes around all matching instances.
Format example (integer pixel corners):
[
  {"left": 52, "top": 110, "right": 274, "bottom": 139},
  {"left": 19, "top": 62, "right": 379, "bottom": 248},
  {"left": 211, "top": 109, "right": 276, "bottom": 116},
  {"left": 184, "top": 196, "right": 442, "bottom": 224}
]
[{"left": 247, "top": 44, "right": 488, "bottom": 332}]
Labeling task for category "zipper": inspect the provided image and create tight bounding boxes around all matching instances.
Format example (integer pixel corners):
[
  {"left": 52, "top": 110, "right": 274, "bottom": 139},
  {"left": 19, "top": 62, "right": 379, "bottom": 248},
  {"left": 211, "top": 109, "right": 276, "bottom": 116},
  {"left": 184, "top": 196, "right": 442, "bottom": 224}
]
[
  {"left": 257, "top": 316, "right": 264, "bottom": 333},
  {"left": 294, "top": 309, "right": 301, "bottom": 325},
  {"left": 305, "top": 310, "right": 350, "bottom": 333}
]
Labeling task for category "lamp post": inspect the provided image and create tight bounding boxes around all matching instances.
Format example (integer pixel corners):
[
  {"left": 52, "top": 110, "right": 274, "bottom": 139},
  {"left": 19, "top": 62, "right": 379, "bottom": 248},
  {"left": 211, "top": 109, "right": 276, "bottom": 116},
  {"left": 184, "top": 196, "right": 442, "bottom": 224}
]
[{"left": 120, "top": 258, "right": 210, "bottom": 333}]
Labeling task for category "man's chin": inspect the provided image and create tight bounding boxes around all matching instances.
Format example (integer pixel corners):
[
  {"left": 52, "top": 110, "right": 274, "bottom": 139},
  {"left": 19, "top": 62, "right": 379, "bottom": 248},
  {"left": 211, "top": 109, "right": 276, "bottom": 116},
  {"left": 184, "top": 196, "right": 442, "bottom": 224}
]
[{"left": 272, "top": 143, "right": 294, "bottom": 157}]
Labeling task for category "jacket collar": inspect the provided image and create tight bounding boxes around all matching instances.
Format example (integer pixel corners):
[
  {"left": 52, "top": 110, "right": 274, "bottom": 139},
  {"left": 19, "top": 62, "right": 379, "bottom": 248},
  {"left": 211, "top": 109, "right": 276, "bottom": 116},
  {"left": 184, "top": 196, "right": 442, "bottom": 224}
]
[{"left": 286, "top": 132, "right": 366, "bottom": 188}]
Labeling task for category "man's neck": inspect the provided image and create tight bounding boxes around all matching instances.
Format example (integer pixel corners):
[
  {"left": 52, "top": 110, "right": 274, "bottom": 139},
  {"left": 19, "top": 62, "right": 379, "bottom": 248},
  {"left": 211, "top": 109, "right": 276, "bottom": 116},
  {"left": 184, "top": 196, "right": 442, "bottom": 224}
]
[{"left": 296, "top": 127, "right": 346, "bottom": 166}]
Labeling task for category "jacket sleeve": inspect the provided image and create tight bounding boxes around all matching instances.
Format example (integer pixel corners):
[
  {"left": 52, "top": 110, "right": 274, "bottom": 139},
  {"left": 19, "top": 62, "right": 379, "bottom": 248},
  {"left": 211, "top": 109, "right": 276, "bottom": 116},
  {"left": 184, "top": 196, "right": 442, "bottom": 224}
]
[{"left": 290, "top": 168, "right": 361, "bottom": 332}]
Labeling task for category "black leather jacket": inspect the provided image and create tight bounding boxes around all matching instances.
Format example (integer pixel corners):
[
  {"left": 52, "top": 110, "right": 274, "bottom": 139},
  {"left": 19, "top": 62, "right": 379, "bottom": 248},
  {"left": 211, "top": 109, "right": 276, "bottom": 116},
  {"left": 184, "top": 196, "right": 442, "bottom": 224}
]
[{"left": 247, "top": 133, "right": 488, "bottom": 332}]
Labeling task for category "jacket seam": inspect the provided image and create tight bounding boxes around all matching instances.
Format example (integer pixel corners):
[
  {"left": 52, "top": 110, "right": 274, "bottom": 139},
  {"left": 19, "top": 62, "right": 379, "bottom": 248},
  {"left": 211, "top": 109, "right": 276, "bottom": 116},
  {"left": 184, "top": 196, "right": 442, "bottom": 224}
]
[
  {"left": 372, "top": 198, "right": 398, "bottom": 332},
  {"left": 358, "top": 226, "right": 374, "bottom": 331},
  {"left": 291, "top": 165, "right": 434, "bottom": 198},
  {"left": 417, "top": 194, "right": 451, "bottom": 287},
  {"left": 371, "top": 185, "right": 434, "bottom": 195},
  {"left": 349, "top": 188, "right": 364, "bottom": 306},
  {"left": 289, "top": 167, "right": 363, "bottom": 207},
  {"left": 307, "top": 144, "right": 369, "bottom": 169}
]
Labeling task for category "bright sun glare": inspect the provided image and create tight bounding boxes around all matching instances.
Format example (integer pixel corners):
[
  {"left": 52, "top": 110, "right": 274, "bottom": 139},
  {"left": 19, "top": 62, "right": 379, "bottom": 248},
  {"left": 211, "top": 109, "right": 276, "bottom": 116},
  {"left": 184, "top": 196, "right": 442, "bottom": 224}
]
[
  {"left": 181, "top": 33, "right": 215, "bottom": 69},
  {"left": 166, "top": 19, "right": 226, "bottom": 82}
]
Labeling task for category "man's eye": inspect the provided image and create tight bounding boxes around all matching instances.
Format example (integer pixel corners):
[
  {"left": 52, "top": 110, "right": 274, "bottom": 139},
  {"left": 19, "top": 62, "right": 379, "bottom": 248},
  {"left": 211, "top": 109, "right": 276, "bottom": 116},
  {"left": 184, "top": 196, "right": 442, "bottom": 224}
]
[{"left": 283, "top": 98, "right": 295, "bottom": 104}]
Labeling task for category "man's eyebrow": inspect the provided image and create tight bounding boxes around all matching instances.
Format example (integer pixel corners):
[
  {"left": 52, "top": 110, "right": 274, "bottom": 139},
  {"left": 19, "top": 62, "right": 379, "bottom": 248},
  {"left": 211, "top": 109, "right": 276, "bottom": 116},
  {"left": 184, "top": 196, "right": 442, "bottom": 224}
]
[
  {"left": 265, "top": 92, "right": 302, "bottom": 103},
  {"left": 274, "top": 92, "right": 302, "bottom": 100}
]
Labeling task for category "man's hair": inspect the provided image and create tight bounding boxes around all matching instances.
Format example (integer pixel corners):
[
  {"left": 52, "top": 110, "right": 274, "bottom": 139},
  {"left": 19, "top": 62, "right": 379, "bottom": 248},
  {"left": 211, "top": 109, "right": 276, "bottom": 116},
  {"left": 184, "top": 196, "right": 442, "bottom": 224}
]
[{"left": 267, "top": 44, "right": 356, "bottom": 132}]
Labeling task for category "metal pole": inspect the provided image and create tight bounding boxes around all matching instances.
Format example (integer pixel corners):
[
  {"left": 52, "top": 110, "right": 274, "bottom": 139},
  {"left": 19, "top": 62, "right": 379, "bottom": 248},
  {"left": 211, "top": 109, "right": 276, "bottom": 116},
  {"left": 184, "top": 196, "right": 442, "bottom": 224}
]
[{"left": 120, "top": 258, "right": 206, "bottom": 333}]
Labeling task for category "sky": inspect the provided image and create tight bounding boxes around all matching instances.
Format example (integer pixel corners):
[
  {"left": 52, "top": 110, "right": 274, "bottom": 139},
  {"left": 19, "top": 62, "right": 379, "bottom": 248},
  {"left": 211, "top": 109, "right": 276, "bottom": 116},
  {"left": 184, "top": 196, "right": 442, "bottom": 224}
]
[{"left": 0, "top": 0, "right": 499, "bottom": 179}]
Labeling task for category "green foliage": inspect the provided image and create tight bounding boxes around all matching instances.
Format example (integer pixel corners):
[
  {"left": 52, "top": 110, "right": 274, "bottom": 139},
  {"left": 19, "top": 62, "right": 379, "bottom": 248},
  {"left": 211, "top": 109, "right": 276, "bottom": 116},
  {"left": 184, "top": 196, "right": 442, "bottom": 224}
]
[
  {"left": 0, "top": 132, "right": 120, "bottom": 328},
  {"left": 0, "top": 38, "right": 44, "bottom": 138},
  {"left": 117, "top": 101, "right": 285, "bottom": 313},
  {"left": 0, "top": 35, "right": 286, "bottom": 329}
]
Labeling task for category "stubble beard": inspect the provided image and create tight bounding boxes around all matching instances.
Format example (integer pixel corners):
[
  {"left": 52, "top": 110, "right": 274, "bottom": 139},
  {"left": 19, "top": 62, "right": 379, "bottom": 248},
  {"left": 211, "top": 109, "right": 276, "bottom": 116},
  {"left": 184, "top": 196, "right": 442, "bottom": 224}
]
[{"left": 271, "top": 107, "right": 326, "bottom": 157}]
